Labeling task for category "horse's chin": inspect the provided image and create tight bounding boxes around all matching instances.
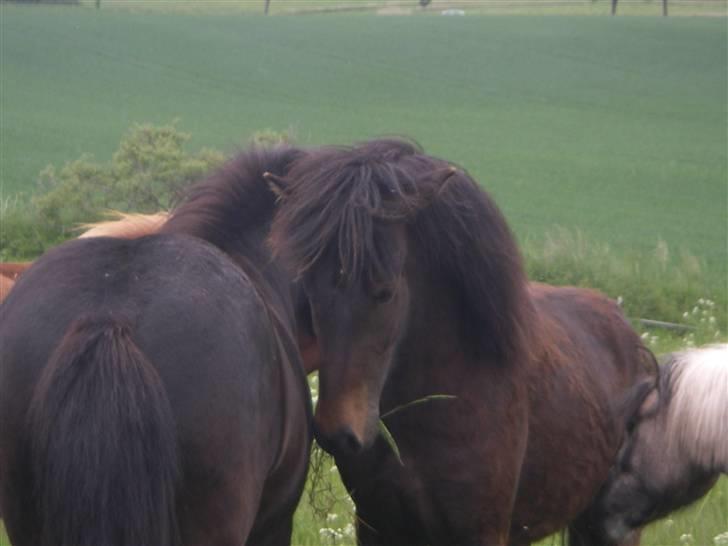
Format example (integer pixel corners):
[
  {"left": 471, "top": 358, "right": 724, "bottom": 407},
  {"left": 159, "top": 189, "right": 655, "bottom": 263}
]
[{"left": 603, "top": 516, "right": 634, "bottom": 545}]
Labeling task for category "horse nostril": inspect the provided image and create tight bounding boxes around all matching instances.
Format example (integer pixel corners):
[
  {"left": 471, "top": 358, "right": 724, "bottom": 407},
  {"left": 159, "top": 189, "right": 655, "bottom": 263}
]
[{"left": 332, "top": 426, "right": 363, "bottom": 456}]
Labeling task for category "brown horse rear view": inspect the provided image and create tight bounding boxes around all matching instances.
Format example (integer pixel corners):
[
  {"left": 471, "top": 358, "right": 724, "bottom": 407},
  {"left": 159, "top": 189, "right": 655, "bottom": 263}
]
[
  {"left": 270, "top": 138, "right": 655, "bottom": 546},
  {"left": 0, "top": 146, "right": 312, "bottom": 546}
]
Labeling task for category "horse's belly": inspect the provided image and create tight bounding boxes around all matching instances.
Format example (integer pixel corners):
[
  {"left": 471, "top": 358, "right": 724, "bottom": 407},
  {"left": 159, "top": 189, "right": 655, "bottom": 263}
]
[{"left": 511, "top": 391, "right": 618, "bottom": 540}]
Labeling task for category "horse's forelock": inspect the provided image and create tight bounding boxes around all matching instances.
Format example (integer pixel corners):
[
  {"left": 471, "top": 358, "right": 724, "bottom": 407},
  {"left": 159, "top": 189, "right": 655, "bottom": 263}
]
[
  {"left": 666, "top": 345, "right": 728, "bottom": 470},
  {"left": 271, "top": 139, "right": 437, "bottom": 284}
]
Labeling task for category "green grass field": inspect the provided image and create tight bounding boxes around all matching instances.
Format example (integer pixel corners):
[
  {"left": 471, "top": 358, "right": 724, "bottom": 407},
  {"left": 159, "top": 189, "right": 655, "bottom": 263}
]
[
  {"left": 1, "top": 4, "right": 726, "bottom": 278},
  {"left": 0, "top": 4, "right": 726, "bottom": 545}
]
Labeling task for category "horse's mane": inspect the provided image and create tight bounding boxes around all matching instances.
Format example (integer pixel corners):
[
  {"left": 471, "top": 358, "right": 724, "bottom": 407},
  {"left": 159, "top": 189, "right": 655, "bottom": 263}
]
[
  {"left": 270, "top": 138, "right": 534, "bottom": 363},
  {"left": 161, "top": 145, "right": 307, "bottom": 334},
  {"left": 664, "top": 344, "right": 728, "bottom": 471},
  {"left": 162, "top": 145, "right": 304, "bottom": 253},
  {"left": 78, "top": 211, "right": 170, "bottom": 239}
]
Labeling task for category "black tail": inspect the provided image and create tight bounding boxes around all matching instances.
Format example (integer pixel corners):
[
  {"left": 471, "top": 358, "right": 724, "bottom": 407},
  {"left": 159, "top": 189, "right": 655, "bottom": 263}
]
[{"left": 26, "top": 316, "right": 180, "bottom": 546}]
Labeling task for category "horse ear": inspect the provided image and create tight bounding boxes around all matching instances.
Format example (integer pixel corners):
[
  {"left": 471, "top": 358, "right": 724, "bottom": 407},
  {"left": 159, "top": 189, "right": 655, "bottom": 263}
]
[
  {"left": 417, "top": 166, "right": 459, "bottom": 208},
  {"left": 618, "top": 378, "right": 659, "bottom": 433},
  {"left": 263, "top": 172, "right": 290, "bottom": 200}
]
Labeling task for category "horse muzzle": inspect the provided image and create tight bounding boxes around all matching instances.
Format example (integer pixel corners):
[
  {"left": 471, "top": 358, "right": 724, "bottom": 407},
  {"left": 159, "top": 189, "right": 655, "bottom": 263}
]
[{"left": 313, "top": 394, "right": 375, "bottom": 457}]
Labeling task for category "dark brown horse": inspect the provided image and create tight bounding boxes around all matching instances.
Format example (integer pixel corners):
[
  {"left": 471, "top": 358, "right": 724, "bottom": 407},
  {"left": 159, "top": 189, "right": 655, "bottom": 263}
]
[
  {"left": 269, "top": 138, "right": 655, "bottom": 546},
  {"left": 0, "top": 146, "right": 312, "bottom": 546}
]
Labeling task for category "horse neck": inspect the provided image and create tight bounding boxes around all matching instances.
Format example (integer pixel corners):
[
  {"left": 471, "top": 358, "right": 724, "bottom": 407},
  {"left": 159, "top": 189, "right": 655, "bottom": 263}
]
[{"left": 383, "top": 273, "right": 491, "bottom": 407}]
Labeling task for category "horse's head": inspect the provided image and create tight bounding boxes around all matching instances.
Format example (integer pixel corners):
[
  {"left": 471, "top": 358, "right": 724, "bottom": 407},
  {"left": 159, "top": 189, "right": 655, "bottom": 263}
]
[
  {"left": 591, "top": 378, "right": 664, "bottom": 544},
  {"left": 298, "top": 223, "right": 411, "bottom": 455},
  {"left": 591, "top": 353, "right": 723, "bottom": 544},
  {"left": 270, "top": 139, "right": 457, "bottom": 455}
]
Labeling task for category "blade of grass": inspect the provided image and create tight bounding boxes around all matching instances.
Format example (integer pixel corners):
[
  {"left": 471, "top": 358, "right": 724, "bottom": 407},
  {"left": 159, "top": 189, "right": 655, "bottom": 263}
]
[
  {"left": 380, "top": 394, "right": 456, "bottom": 419},
  {"left": 378, "top": 420, "right": 403, "bottom": 466}
]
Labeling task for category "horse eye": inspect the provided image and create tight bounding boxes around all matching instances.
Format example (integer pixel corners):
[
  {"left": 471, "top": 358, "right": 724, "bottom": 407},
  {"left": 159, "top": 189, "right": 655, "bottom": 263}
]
[{"left": 371, "top": 288, "right": 394, "bottom": 304}]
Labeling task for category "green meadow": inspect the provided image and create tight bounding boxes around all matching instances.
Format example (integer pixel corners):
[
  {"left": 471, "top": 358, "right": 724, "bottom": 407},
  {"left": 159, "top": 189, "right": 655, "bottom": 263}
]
[
  {"left": 0, "top": 3, "right": 726, "bottom": 545},
  {"left": 2, "top": 4, "right": 726, "bottom": 275}
]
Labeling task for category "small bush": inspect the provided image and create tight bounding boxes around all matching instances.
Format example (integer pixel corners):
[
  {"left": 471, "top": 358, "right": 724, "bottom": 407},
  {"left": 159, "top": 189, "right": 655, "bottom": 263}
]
[
  {"left": 33, "top": 122, "right": 225, "bottom": 236},
  {"left": 0, "top": 124, "right": 300, "bottom": 260}
]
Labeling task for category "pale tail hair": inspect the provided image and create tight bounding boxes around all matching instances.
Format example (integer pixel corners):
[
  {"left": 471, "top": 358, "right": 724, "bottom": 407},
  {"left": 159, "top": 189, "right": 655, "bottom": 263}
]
[
  {"left": 668, "top": 344, "right": 728, "bottom": 472},
  {"left": 78, "top": 211, "right": 169, "bottom": 239}
]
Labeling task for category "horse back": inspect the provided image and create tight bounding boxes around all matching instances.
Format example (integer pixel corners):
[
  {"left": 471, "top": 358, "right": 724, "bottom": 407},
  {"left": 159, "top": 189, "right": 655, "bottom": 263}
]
[
  {"left": 529, "top": 282, "right": 649, "bottom": 383},
  {"left": 0, "top": 234, "right": 310, "bottom": 545}
]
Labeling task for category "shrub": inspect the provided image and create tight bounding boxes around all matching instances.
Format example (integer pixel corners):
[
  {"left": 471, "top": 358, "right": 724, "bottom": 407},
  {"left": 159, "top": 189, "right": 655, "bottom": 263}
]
[
  {"left": 0, "top": 124, "right": 299, "bottom": 260},
  {"left": 32, "top": 122, "right": 225, "bottom": 237}
]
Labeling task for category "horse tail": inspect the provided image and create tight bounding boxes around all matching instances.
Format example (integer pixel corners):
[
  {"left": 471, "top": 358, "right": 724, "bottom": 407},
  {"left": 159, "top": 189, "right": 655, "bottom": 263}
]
[{"left": 26, "top": 316, "right": 180, "bottom": 546}]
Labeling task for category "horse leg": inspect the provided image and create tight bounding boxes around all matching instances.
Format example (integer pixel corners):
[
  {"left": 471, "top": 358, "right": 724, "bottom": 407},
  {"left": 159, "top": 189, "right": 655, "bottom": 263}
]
[
  {"left": 245, "top": 515, "right": 295, "bottom": 546},
  {"left": 356, "top": 517, "right": 426, "bottom": 546},
  {"left": 177, "top": 466, "right": 264, "bottom": 546}
]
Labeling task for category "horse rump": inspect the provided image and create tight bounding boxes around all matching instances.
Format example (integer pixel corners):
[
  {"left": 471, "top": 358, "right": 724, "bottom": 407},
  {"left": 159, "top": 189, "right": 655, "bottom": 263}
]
[{"left": 25, "top": 315, "right": 179, "bottom": 546}]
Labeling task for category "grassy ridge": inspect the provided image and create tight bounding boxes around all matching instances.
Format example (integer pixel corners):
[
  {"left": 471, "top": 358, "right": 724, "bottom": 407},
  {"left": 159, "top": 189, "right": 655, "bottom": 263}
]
[{"left": 1, "top": 7, "right": 726, "bottom": 276}]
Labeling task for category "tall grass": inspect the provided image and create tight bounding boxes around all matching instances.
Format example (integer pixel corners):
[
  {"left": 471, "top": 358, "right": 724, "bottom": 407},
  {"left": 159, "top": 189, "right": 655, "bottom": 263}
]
[{"left": 523, "top": 227, "right": 727, "bottom": 334}]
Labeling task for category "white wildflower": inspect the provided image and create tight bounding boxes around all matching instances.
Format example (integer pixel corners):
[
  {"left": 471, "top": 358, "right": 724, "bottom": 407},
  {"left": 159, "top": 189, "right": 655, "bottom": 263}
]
[{"left": 714, "top": 532, "right": 728, "bottom": 546}]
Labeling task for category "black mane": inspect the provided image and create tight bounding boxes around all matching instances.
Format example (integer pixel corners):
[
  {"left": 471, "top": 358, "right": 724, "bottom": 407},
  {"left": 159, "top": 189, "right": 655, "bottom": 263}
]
[
  {"left": 162, "top": 145, "right": 304, "bottom": 255},
  {"left": 271, "top": 138, "right": 534, "bottom": 363}
]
